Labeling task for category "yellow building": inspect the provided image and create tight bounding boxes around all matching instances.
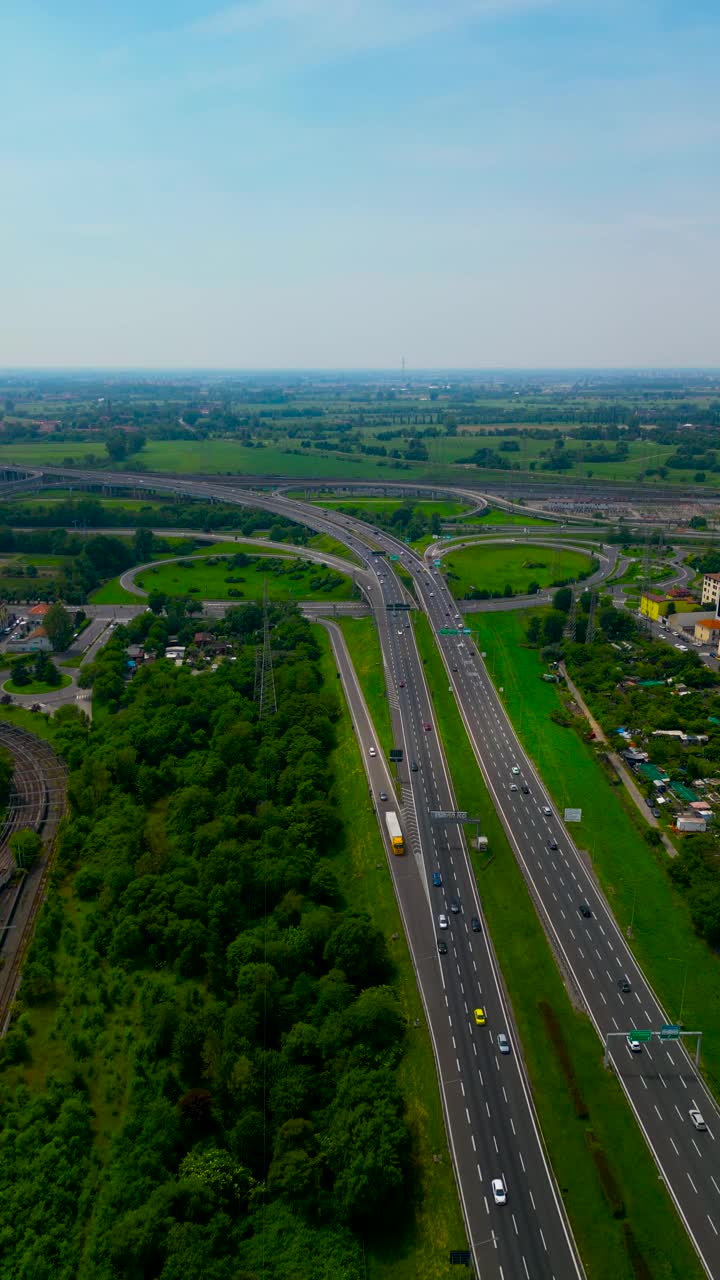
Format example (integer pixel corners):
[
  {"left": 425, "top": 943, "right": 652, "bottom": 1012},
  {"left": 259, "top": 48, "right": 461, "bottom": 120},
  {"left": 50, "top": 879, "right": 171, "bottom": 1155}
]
[
  {"left": 640, "top": 593, "right": 668, "bottom": 621},
  {"left": 694, "top": 618, "right": 720, "bottom": 644}
]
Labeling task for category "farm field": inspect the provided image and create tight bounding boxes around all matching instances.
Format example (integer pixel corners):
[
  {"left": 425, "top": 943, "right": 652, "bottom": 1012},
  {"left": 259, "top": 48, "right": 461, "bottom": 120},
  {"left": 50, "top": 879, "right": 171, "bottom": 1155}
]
[
  {"left": 469, "top": 608, "right": 720, "bottom": 1098},
  {"left": 442, "top": 543, "right": 594, "bottom": 597}
]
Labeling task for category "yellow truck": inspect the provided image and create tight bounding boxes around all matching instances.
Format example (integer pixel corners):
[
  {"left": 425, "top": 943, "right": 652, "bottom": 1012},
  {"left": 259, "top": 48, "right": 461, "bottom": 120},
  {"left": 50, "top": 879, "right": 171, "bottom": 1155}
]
[{"left": 385, "top": 811, "right": 404, "bottom": 855}]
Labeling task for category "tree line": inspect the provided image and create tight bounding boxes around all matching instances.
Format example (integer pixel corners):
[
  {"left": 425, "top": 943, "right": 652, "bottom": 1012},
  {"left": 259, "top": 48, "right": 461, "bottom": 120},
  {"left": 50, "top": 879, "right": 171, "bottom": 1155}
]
[{"left": 0, "top": 608, "right": 411, "bottom": 1278}]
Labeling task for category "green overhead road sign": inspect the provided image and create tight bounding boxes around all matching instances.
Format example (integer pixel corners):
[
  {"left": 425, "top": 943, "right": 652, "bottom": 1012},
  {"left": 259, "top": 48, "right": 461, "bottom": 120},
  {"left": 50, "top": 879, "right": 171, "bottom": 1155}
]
[
  {"left": 390, "top": 555, "right": 399, "bottom": 561},
  {"left": 440, "top": 628, "right": 459, "bottom": 635},
  {"left": 661, "top": 1024, "right": 681, "bottom": 1040},
  {"left": 633, "top": 1029, "right": 653, "bottom": 1042},
  {"left": 462, "top": 628, "right": 472, "bottom": 635}
]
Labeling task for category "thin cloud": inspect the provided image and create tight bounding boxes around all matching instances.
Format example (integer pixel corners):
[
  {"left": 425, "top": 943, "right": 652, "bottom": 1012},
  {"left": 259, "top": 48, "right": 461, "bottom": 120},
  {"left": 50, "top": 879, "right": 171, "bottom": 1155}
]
[{"left": 191, "top": 0, "right": 563, "bottom": 51}]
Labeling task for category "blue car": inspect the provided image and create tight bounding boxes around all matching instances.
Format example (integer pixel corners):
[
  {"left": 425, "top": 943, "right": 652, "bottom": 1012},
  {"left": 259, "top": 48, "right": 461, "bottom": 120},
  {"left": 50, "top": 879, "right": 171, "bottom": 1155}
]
[{"left": 432, "top": 872, "right": 442, "bottom": 887}]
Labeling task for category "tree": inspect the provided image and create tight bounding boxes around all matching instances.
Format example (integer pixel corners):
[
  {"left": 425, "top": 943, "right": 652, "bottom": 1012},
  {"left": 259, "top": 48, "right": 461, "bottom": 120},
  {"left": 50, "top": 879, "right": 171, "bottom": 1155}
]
[
  {"left": 10, "top": 829, "right": 43, "bottom": 871},
  {"left": 11, "top": 660, "right": 30, "bottom": 687},
  {"left": 43, "top": 602, "right": 74, "bottom": 652},
  {"left": 133, "top": 527, "right": 155, "bottom": 564},
  {"left": 526, "top": 616, "right": 542, "bottom": 646},
  {"left": 552, "top": 587, "right": 573, "bottom": 613},
  {"left": 105, "top": 430, "right": 127, "bottom": 462},
  {"left": 542, "top": 610, "right": 566, "bottom": 645},
  {"left": 0, "top": 747, "right": 13, "bottom": 807},
  {"left": 33, "top": 651, "right": 61, "bottom": 686}
]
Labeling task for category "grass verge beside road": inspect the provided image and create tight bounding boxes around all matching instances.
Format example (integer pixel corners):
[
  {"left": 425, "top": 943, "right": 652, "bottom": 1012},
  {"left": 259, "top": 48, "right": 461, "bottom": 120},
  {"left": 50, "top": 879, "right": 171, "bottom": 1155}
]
[
  {"left": 336, "top": 616, "right": 394, "bottom": 757},
  {"left": 315, "top": 625, "right": 464, "bottom": 1280},
  {"left": 468, "top": 609, "right": 720, "bottom": 1096},
  {"left": 442, "top": 543, "right": 593, "bottom": 598},
  {"left": 413, "top": 612, "right": 704, "bottom": 1280}
]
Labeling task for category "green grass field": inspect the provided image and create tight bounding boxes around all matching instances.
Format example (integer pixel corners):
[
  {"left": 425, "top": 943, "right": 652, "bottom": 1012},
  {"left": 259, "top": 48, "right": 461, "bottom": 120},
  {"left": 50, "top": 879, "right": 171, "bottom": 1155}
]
[
  {"left": 336, "top": 616, "right": 394, "bottom": 757},
  {"left": 3, "top": 673, "right": 72, "bottom": 694},
  {"left": 307, "top": 497, "right": 471, "bottom": 519},
  {"left": 0, "top": 433, "right": 711, "bottom": 489},
  {"left": 133, "top": 553, "right": 356, "bottom": 603},
  {"left": 470, "top": 609, "right": 720, "bottom": 1095},
  {"left": 315, "top": 626, "right": 463, "bottom": 1280},
  {"left": 443, "top": 543, "right": 593, "bottom": 597},
  {"left": 465, "top": 509, "right": 556, "bottom": 526},
  {"left": 413, "top": 614, "right": 704, "bottom": 1280}
]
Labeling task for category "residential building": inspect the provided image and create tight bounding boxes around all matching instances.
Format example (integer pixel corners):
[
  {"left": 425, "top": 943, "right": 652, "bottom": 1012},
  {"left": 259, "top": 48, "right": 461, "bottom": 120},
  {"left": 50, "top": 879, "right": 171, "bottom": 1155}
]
[
  {"left": 26, "top": 627, "right": 52, "bottom": 653},
  {"left": 701, "top": 573, "right": 720, "bottom": 607},
  {"left": 640, "top": 592, "right": 668, "bottom": 621},
  {"left": 694, "top": 618, "right": 720, "bottom": 644}
]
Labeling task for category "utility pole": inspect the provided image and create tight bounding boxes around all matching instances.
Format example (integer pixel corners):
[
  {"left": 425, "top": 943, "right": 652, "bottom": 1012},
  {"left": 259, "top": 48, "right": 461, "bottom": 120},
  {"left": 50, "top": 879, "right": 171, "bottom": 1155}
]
[{"left": 255, "top": 579, "right": 277, "bottom": 720}]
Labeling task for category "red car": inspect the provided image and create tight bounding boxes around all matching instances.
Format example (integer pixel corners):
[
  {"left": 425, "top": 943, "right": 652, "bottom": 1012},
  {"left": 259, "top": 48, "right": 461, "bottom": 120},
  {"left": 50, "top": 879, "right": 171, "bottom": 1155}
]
[
  {"left": 399, "top": 681, "right": 406, "bottom": 688},
  {"left": 423, "top": 722, "right": 432, "bottom": 732}
]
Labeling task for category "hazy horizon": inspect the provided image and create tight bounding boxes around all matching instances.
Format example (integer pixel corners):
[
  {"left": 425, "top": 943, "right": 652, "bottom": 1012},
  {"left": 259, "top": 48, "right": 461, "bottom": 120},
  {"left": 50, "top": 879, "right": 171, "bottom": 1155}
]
[{"left": 2, "top": 1, "right": 718, "bottom": 368}]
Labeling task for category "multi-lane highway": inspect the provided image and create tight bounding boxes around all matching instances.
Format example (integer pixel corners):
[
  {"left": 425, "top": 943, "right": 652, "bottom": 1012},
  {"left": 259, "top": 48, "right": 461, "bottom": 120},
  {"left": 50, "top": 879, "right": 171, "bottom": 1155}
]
[{"left": 24, "top": 464, "right": 720, "bottom": 1277}]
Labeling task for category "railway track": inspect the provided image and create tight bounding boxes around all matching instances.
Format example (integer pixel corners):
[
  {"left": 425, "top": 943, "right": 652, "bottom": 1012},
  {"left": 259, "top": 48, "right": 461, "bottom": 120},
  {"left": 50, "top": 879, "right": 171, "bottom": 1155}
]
[{"left": 0, "top": 724, "right": 67, "bottom": 1029}]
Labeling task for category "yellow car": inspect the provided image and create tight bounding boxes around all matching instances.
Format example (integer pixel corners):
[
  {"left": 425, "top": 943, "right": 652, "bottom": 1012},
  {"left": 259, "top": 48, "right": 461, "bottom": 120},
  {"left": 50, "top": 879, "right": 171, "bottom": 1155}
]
[{"left": 474, "top": 1008, "right": 486, "bottom": 1026}]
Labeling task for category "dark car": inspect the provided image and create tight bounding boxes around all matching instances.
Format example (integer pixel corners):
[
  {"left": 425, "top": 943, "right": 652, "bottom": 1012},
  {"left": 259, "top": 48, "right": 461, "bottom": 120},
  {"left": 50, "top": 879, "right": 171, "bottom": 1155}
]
[
  {"left": 578, "top": 902, "right": 592, "bottom": 919},
  {"left": 432, "top": 871, "right": 442, "bottom": 887},
  {"left": 471, "top": 916, "right": 482, "bottom": 933},
  {"left": 411, "top": 760, "right": 418, "bottom": 772},
  {"left": 437, "top": 938, "right": 448, "bottom": 955},
  {"left": 617, "top": 976, "right": 632, "bottom": 993},
  {"left": 547, "top": 838, "right": 558, "bottom": 850},
  {"left": 521, "top": 784, "right": 530, "bottom": 795},
  {"left": 450, "top": 898, "right": 460, "bottom": 914}
]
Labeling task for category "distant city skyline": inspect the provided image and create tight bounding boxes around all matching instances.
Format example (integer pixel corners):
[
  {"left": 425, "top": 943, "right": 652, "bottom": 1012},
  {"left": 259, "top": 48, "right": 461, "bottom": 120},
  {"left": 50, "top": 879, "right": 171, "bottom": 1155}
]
[{"left": 1, "top": 1, "right": 718, "bottom": 367}]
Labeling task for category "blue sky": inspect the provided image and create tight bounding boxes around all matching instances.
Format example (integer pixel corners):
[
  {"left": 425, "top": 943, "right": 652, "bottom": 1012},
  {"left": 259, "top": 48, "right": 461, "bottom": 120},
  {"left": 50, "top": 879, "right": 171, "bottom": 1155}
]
[{"left": 1, "top": 0, "right": 718, "bottom": 367}]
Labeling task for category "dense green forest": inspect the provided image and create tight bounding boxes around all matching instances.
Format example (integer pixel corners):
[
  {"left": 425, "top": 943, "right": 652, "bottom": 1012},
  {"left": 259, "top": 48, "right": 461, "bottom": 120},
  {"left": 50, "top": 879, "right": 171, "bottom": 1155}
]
[{"left": 0, "top": 609, "right": 410, "bottom": 1279}]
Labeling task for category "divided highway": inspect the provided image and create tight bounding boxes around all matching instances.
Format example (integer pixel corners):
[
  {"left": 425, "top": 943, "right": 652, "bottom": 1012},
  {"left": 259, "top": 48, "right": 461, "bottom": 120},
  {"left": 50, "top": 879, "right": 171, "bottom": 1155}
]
[{"left": 30, "top": 464, "right": 720, "bottom": 1277}]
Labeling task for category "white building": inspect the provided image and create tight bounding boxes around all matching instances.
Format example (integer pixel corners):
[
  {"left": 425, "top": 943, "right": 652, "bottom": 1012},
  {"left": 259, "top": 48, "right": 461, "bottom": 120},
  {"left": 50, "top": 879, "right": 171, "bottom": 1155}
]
[{"left": 700, "top": 573, "right": 720, "bottom": 607}]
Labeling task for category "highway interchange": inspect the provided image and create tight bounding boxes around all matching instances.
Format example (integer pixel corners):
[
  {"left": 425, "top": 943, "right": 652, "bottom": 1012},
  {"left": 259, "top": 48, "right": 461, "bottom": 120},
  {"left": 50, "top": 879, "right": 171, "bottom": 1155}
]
[{"left": 18, "top": 465, "right": 720, "bottom": 1278}]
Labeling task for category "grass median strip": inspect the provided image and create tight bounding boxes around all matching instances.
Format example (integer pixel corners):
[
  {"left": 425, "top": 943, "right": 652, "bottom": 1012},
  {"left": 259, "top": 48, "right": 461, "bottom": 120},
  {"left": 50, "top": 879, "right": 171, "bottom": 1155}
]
[
  {"left": 413, "top": 612, "right": 704, "bottom": 1280},
  {"left": 337, "top": 616, "right": 394, "bottom": 757},
  {"left": 314, "top": 625, "right": 464, "bottom": 1280}
]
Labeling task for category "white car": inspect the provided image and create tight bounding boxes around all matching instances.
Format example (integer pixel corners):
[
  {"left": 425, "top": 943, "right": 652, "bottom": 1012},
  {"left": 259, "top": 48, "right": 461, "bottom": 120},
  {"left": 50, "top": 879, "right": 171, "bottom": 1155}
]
[
  {"left": 438, "top": 914, "right": 449, "bottom": 929},
  {"left": 491, "top": 1178, "right": 507, "bottom": 1205},
  {"left": 510, "top": 784, "right": 519, "bottom": 792},
  {"left": 690, "top": 1108, "right": 707, "bottom": 1131},
  {"left": 497, "top": 1033, "right": 510, "bottom": 1055},
  {"left": 511, "top": 765, "right": 520, "bottom": 775},
  {"left": 627, "top": 1036, "right": 642, "bottom": 1053},
  {"left": 369, "top": 746, "right": 377, "bottom": 757},
  {"left": 542, "top": 805, "right": 552, "bottom": 816},
  {"left": 675, "top": 644, "right": 688, "bottom": 652}
]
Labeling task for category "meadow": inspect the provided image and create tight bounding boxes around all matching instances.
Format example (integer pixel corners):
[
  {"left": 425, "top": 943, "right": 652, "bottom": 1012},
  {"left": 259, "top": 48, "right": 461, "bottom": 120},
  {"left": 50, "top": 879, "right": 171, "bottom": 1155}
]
[
  {"left": 442, "top": 542, "right": 594, "bottom": 597},
  {"left": 0, "top": 430, "right": 710, "bottom": 489}
]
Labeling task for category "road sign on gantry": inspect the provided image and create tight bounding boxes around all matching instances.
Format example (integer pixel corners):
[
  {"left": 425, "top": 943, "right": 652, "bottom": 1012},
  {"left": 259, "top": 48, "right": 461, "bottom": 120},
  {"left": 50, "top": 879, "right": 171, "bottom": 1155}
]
[
  {"left": 661, "top": 1024, "right": 681, "bottom": 1040},
  {"left": 389, "top": 749, "right": 403, "bottom": 762},
  {"left": 633, "top": 1029, "right": 653, "bottom": 1042}
]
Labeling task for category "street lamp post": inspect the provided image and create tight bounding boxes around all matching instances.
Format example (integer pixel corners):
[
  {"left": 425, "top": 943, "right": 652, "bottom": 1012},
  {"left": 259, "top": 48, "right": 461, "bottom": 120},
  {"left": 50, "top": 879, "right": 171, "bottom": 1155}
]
[{"left": 669, "top": 955, "right": 690, "bottom": 1024}]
